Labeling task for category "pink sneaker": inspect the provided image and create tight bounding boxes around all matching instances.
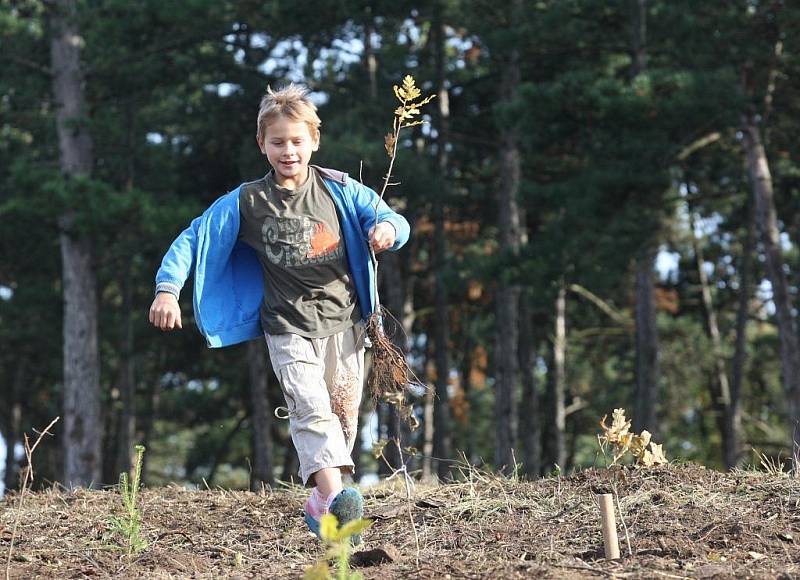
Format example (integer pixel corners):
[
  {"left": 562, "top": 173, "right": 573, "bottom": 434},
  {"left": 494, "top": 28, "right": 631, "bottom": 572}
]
[
  {"left": 304, "top": 487, "right": 364, "bottom": 544},
  {"left": 304, "top": 487, "right": 336, "bottom": 523}
]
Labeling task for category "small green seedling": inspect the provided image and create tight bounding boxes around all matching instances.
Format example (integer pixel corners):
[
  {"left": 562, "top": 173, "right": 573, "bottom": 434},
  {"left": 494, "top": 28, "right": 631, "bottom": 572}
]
[
  {"left": 304, "top": 513, "right": 372, "bottom": 580},
  {"left": 107, "top": 444, "right": 148, "bottom": 556}
]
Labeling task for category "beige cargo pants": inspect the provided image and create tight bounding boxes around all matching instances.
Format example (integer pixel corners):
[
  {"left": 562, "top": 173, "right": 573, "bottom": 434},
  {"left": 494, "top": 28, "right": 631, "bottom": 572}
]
[{"left": 265, "top": 323, "right": 365, "bottom": 485}]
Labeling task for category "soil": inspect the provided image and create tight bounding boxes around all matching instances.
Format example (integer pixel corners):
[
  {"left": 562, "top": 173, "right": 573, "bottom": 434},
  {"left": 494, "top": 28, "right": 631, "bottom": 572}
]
[{"left": 1, "top": 463, "right": 798, "bottom": 579}]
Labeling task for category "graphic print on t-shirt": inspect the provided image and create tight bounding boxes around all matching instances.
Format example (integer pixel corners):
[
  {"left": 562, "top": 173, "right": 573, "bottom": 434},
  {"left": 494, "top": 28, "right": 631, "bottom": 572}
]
[
  {"left": 307, "top": 222, "right": 340, "bottom": 259},
  {"left": 261, "top": 215, "right": 343, "bottom": 268}
]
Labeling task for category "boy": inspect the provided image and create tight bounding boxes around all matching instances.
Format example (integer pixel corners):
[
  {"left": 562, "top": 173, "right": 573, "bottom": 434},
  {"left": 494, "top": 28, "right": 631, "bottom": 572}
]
[{"left": 149, "top": 84, "right": 410, "bottom": 542}]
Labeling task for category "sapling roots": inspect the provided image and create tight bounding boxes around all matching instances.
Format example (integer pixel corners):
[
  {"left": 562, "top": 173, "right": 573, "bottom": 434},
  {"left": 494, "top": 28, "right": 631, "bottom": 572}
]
[
  {"left": 366, "top": 308, "right": 407, "bottom": 397},
  {"left": 366, "top": 307, "right": 420, "bottom": 429}
]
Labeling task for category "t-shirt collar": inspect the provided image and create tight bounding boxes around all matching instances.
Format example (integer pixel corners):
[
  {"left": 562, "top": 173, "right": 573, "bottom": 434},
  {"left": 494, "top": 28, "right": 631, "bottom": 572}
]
[{"left": 266, "top": 167, "right": 314, "bottom": 199}]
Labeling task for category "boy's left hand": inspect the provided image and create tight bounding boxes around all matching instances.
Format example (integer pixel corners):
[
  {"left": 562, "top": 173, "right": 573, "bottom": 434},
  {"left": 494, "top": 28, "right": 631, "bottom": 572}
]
[{"left": 369, "top": 222, "right": 396, "bottom": 253}]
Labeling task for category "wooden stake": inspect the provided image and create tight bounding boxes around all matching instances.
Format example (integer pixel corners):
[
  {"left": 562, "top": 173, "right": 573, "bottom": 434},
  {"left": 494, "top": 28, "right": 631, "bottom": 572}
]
[{"left": 597, "top": 493, "right": 620, "bottom": 559}]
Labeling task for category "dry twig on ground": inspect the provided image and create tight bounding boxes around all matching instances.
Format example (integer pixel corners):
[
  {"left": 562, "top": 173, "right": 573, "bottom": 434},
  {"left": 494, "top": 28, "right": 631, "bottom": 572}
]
[{"left": 4, "top": 416, "right": 59, "bottom": 580}]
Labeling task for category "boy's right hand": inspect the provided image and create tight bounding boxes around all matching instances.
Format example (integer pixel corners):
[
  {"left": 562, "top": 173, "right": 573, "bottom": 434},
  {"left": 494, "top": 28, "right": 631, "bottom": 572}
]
[{"left": 149, "top": 292, "right": 182, "bottom": 330}]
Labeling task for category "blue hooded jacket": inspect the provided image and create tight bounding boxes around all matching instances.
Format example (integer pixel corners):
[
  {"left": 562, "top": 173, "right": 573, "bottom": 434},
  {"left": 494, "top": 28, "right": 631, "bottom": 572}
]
[{"left": 155, "top": 166, "right": 410, "bottom": 348}]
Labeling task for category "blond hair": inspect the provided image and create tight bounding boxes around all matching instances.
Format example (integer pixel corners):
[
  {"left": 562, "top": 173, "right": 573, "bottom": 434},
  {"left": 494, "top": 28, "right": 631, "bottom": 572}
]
[{"left": 256, "top": 83, "right": 321, "bottom": 142}]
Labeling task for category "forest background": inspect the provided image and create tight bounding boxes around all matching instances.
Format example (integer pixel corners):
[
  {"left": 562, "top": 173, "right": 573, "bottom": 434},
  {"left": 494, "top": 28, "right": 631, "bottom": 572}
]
[{"left": 1, "top": 0, "right": 800, "bottom": 494}]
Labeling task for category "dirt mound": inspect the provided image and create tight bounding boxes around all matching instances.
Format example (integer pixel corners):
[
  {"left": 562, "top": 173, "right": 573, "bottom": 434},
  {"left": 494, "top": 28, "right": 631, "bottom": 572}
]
[{"left": 1, "top": 464, "right": 798, "bottom": 578}]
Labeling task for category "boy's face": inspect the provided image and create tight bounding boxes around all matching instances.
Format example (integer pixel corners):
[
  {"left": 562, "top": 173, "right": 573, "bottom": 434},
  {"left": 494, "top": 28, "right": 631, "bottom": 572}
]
[{"left": 258, "top": 116, "right": 319, "bottom": 189}]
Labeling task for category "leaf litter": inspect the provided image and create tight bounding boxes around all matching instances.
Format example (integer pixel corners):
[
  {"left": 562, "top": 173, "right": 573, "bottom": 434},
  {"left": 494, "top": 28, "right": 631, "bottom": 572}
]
[{"left": 1, "top": 463, "right": 798, "bottom": 578}]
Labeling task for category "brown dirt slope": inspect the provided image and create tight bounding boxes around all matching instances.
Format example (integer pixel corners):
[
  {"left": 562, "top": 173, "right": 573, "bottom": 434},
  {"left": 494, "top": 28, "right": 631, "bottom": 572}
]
[{"left": 1, "top": 463, "right": 798, "bottom": 579}]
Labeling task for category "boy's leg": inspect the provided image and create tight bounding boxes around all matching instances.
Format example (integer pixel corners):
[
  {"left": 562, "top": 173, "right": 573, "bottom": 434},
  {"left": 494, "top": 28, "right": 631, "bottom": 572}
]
[
  {"left": 265, "top": 326, "right": 365, "bottom": 543},
  {"left": 313, "top": 467, "right": 342, "bottom": 498},
  {"left": 321, "top": 323, "right": 366, "bottom": 544},
  {"left": 264, "top": 332, "right": 354, "bottom": 487}
]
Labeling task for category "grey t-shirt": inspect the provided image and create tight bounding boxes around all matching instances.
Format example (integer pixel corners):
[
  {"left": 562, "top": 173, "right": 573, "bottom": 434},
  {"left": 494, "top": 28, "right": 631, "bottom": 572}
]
[{"left": 238, "top": 167, "right": 361, "bottom": 338}]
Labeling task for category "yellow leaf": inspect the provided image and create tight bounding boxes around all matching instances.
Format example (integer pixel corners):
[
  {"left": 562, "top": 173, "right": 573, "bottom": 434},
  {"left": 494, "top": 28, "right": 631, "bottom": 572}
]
[
  {"left": 384, "top": 133, "right": 396, "bottom": 156},
  {"left": 372, "top": 439, "right": 389, "bottom": 459},
  {"left": 600, "top": 409, "right": 631, "bottom": 445},
  {"left": 630, "top": 430, "right": 651, "bottom": 459},
  {"left": 609, "top": 408, "right": 631, "bottom": 441},
  {"left": 303, "top": 562, "right": 330, "bottom": 580},
  {"left": 640, "top": 449, "right": 654, "bottom": 466},
  {"left": 649, "top": 442, "right": 668, "bottom": 465},
  {"left": 402, "top": 75, "right": 421, "bottom": 100},
  {"left": 320, "top": 513, "right": 339, "bottom": 542},
  {"left": 338, "top": 518, "right": 373, "bottom": 539}
]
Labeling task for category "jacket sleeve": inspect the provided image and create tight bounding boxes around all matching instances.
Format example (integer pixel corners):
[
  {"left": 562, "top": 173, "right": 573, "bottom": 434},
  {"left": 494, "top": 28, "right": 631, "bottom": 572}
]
[
  {"left": 349, "top": 179, "right": 410, "bottom": 251},
  {"left": 154, "top": 215, "right": 201, "bottom": 299}
]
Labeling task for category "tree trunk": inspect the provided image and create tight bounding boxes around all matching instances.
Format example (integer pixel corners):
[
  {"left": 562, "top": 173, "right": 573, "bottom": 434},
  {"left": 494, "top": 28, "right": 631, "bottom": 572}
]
[
  {"left": 629, "top": 0, "right": 660, "bottom": 436},
  {"left": 139, "top": 352, "right": 165, "bottom": 484},
  {"left": 689, "top": 206, "right": 734, "bottom": 468},
  {"left": 494, "top": 219, "right": 520, "bottom": 471},
  {"left": 114, "top": 273, "right": 136, "bottom": 480},
  {"left": 630, "top": 0, "right": 647, "bottom": 74},
  {"left": 494, "top": 3, "right": 522, "bottom": 472},
  {"left": 460, "top": 330, "right": 476, "bottom": 464},
  {"left": 364, "top": 10, "right": 377, "bottom": 100},
  {"left": 728, "top": 202, "right": 754, "bottom": 469},
  {"left": 351, "top": 370, "right": 367, "bottom": 478},
  {"left": 421, "top": 340, "right": 434, "bottom": 480},
  {"left": 518, "top": 292, "right": 541, "bottom": 478},
  {"left": 379, "top": 250, "right": 406, "bottom": 473},
  {"left": 431, "top": 0, "right": 451, "bottom": 481},
  {"left": 206, "top": 413, "right": 247, "bottom": 485},
  {"left": 50, "top": 0, "right": 102, "bottom": 487},
  {"left": 742, "top": 114, "right": 800, "bottom": 459},
  {"left": 633, "top": 247, "right": 660, "bottom": 434},
  {"left": 378, "top": 402, "right": 402, "bottom": 476},
  {"left": 247, "top": 340, "right": 274, "bottom": 489},
  {"left": 280, "top": 442, "right": 300, "bottom": 484},
  {"left": 2, "top": 358, "right": 26, "bottom": 492},
  {"left": 550, "top": 284, "right": 567, "bottom": 469},
  {"left": 277, "top": 425, "right": 299, "bottom": 483}
]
